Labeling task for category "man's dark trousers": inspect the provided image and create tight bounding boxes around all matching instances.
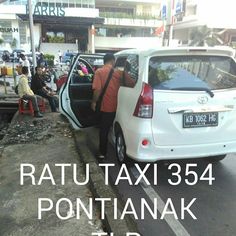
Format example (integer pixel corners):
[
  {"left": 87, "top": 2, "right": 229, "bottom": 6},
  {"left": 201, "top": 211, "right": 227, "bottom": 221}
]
[
  {"left": 99, "top": 112, "right": 116, "bottom": 156},
  {"left": 22, "top": 95, "right": 40, "bottom": 112},
  {"left": 36, "top": 89, "right": 57, "bottom": 112}
]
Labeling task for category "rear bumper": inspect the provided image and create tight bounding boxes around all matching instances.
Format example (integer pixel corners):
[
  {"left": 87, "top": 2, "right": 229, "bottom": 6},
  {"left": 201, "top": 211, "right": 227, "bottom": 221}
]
[{"left": 124, "top": 129, "right": 236, "bottom": 162}]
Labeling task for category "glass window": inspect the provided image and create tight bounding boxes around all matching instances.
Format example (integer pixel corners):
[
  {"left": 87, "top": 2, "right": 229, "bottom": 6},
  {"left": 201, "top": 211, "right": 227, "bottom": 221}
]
[
  {"left": 148, "top": 56, "right": 236, "bottom": 90},
  {"left": 99, "top": 7, "right": 134, "bottom": 15},
  {"left": 118, "top": 55, "right": 139, "bottom": 88},
  {"left": 71, "top": 59, "right": 93, "bottom": 84},
  {"left": 19, "top": 21, "right": 27, "bottom": 44},
  {"left": 0, "top": 21, "right": 12, "bottom": 43},
  {"left": 115, "top": 56, "right": 127, "bottom": 71},
  {"left": 45, "top": 31, "right": 65, "bottom": 43},
  {"left": 36, "top": 0, "right": 95, "bottom": 8},
  {"left": 96, "top": 27, "right": 153, "bottom": 37}
]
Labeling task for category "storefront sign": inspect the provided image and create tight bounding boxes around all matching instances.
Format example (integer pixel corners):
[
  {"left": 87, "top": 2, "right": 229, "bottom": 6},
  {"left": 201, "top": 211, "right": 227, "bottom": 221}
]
[
  {"left": 161, "top": 0, "right": 167, "bottom": 20},
  {"left": 26, "top": 3, "right": 65, "bottom": 17},
  {"left": 175, "top": 0, "right": 183, "bottom": 15},
  {"left": 0, "top": 27, "right": 18, "bottom": 33}
]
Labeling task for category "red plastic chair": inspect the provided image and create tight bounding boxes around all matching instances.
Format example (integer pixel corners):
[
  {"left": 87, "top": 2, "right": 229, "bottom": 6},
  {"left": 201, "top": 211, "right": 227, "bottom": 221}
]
[
  {"left": 38, "top": 98, "right": 46, "bottom": 112},
  {"left": 18, "top": 98, "right": 46, "bottom": 116}
]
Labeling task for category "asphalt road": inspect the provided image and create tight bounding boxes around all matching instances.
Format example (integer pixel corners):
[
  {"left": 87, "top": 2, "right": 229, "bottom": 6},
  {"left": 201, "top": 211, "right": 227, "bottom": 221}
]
[{"left": 85, "top": 128, "right": 236, "bottom": 236}]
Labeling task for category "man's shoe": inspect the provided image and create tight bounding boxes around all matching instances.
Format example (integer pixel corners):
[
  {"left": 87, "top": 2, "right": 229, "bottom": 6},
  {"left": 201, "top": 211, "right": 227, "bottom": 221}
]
[{"left": 34, "top": 111, "right": 43, "bottom": 118}]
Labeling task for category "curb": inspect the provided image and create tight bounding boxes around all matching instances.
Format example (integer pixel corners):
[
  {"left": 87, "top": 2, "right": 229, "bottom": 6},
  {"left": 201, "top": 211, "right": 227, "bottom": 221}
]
[{"left": 74, "top": 130, "right": 139, "bottom": 236}]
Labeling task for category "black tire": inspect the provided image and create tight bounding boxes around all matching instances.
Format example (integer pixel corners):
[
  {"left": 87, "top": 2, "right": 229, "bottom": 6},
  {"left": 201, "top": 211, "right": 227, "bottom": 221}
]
[
  {"left": 115, "top": 129, "right": 128, "bottom": 164},
  {"left": 205, "top": 155, "right": 226, "bottom": 163}
]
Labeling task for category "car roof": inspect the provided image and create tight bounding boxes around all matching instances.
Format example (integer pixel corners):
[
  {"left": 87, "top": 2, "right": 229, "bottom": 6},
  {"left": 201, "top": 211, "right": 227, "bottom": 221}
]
[
  {"left": 64, "top": 52, "right": 76, "bottom": 55},
  {"left": 0, "top": 49, "right": 10, "bottom": 52},
  {"left": 78, "top": 53, "right": 104, "bottom": 58},
  {"left": 78, "top": 53, "right": 104, "bottom": 65},
  {"left": 13, "top": 49, "right": 25, "bottom": 52},
  {"left": 115, "top": 47, "right": 235, "bottom": 58}
]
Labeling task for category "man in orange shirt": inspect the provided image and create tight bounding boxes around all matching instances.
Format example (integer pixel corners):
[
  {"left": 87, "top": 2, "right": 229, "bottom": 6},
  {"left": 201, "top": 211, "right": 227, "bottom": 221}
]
[{"left": 91, "top": 53, "right": 120, "bottom": 159}]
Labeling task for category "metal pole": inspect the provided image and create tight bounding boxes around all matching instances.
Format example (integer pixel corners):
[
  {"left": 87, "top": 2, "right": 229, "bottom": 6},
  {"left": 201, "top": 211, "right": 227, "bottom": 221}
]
[
  {"left": 168, "top": 0, "right": 175, "bottom": 46},
  {"left": 168, "top": 25, "right": 173, "bottom": 46},
  {"left": 12, "top": 59, "right": 16, "bottom": 87},
  {"left": 91, "top": 25, "right": 95, "bottom": 53},
  {"left": 28, "top": 0, "right": 36, "bottom": 74},
  {"left": 3, "top": 75, "right": 7, "bottom": 95}
]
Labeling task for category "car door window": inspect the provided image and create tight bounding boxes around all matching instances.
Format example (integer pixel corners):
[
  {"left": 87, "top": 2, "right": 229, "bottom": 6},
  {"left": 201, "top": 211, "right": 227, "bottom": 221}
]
[
  {"left": 115, "top": 56, "right": 127, "bottom": 71},
  {"left": 115, "top": 55, "right": 139, "bottom": 88},
  {"left": 71, "top": 59, "right": 93, "bottom": 84}
]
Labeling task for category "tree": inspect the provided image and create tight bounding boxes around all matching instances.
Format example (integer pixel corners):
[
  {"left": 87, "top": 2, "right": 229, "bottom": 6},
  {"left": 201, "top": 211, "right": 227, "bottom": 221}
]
[
  {"left": 189, "top": 25, "right": 223, "bottom": 46},
  {"left": 0, "top": 38, "right": 3, "bottom": 45},
  {"left": 10, "top": 38, "right": 17, "bottom": 48}
]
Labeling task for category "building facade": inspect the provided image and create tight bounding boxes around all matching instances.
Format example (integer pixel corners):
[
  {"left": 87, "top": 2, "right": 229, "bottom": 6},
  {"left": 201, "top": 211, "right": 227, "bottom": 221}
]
[
  {"left": 0, "top": 0, "right": 103, "bottom": 55},
  {"left": 169, "top": 0, "right": 236, "bottom": 46},
  {"left": 0, "top": 0, "right": 163, "bottom": 56},
  {"left": 94, "top": 0, "right": 163, "bottom": 52}
]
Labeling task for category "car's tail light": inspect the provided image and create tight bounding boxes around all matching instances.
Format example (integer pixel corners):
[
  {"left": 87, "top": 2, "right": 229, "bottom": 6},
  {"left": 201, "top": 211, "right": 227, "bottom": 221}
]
[{"left": 133, "top": 83, "right": 153, "bottom": 118}]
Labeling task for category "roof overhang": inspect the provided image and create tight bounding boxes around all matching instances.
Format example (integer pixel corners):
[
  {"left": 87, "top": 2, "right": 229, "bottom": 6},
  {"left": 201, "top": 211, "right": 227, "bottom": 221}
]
[{"left": 17, "top": 14, "right": 104, "bottom": 26}]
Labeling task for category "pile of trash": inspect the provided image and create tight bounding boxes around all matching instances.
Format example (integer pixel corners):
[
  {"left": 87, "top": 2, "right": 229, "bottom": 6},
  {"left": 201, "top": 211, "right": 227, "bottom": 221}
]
[
  {"left": 0, "top": 119, "right": 53, "bottom": 145},
  {"left": 0, "top": 113, "right": 13, "bottom": 141},
  {"left": 0, "top": 111, "right": 74, "bottom": 146},
  {"left": 0, "top": 122, "right": 9, "bottom": 140}
]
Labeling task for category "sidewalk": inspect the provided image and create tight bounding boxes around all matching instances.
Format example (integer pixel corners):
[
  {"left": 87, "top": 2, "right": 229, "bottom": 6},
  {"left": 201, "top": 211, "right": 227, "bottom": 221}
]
[{"left": 0, "top": 112, "right": 104, "bottom": 236}]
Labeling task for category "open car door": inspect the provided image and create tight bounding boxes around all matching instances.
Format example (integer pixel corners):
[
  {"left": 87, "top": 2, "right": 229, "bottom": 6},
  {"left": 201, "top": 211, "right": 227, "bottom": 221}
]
[{"left": 59, "top": 55, "right": 101, "bottom": 129}]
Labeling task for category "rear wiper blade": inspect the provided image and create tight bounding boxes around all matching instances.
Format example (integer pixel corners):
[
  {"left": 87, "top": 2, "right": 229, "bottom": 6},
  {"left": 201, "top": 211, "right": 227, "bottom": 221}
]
[{"left": 171, "top": 87, "right": 214, "bottom": 98}]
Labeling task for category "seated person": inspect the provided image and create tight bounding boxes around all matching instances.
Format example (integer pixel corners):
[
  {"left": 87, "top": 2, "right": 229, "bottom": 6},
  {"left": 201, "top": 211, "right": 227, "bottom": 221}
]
[
  {"left": 31, "top": 66, "right": 58, "bottom": 112},
  {"left": 18, "top": 66, "right": 43, "bottom": 118}
]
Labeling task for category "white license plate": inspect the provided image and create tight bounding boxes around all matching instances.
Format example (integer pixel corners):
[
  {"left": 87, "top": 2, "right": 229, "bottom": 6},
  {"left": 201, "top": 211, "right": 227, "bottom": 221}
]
[{"left": 183, "top": 112, "right": 218, "bottom": 128}]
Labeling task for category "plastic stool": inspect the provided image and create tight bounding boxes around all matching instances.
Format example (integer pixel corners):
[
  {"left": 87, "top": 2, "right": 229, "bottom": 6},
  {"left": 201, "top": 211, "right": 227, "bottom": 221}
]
[
  {"left": 18, "top": 98, "right": 46, "bottom": 116},
  {"left": 38, "top": 98, "right": 46, "bottom": 112},
  {"left": 18, "top": 99, "right": 34, "bottom": 116}
]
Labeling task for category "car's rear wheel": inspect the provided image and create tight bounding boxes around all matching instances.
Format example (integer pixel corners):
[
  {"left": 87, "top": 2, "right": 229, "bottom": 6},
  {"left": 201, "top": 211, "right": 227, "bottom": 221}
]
[
  {"left": 115, "top": 130, "right": 128, "bottom": 164},
  {"left": 205, "top": 155, "right": 226, "bottom": 163}
]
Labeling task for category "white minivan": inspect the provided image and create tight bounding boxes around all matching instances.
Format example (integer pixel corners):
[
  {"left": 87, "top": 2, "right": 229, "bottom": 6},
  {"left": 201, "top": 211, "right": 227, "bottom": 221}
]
[{"left": 60, "top": 47, "right": 236, "bottom": 163}]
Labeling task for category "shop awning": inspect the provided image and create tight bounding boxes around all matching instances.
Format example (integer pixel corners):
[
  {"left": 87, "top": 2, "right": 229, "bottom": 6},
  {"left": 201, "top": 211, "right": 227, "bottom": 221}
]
[{"left": 17, "top": 14, "right": 104, "bottom": 26}]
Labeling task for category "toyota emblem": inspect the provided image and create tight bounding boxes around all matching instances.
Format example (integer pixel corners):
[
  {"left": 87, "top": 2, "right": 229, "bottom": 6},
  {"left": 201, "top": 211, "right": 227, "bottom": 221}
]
[{"left": 197, "top": 96, "right": 208, "bottom": 104}]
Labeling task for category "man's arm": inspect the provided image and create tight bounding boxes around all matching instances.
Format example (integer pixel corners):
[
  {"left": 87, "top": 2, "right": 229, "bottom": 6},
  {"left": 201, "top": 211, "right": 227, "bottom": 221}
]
[
  {"left": 91, "top": 70, "right": 102, "bottom": 111},
  {"left": 123, "top": 71, "right": 136, "bottom": 88},
  {"left": 91, "top": 89, "right": 101, "bottom": 111}
]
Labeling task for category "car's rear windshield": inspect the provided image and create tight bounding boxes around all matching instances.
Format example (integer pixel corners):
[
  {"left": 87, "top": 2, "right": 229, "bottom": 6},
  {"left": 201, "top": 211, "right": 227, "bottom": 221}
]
[{"left": 148, "top": 55, "right": 236, "bottom": 90}]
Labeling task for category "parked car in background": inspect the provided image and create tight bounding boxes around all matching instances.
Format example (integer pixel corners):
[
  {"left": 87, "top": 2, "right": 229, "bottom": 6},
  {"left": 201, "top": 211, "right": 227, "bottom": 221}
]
[
  {"left": 60, "top": 47, "right": 236, "bottom": 163},
  {"left": 0, "top": 50, "right": 11, "bottom": 62},
  {"left": 61, "top": 52, "right": 77, "bottom": 64},
  {"left": 25, "top": 52, "right": 41, "bottom": 66},
  {"left": 10, "top": 49, "right": 25, "bottom": 62}
]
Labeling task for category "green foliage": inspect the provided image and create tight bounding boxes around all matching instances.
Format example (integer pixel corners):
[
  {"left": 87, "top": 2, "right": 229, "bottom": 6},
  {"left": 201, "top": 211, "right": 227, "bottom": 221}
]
[
  {"left": 47, "top": 35, "right": 64, "bottom": 43},
  {"left": 157, "top": 65, "right": 176, "bottom": 82},
  {"left": 100, "top": 12, "right": 160, "bottom": 20},
  {"left": 0, "top": 38, "right": 3, "bottom": 45},
  {"left": 44, "top": 54, "right": 55, "bottom": 67},
  {"left": 231, "top": 42, "right": 236, "bottom": 49},
  {"left": 189, "top": 26, "right": 222, "bottom": 47},
  {"left": 10, "top": 38, "right": 17, "bottom": 48}
]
